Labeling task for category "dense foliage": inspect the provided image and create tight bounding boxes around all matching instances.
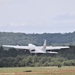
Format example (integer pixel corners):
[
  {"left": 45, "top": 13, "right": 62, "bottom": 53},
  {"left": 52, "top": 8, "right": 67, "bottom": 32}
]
[
  {"left": 0, "top": 31, "right": 75, "bottom": 46},
  {"left": 0, "top": 32, "right": 75, "bottom": 67},
  {"left": 0, "top": 46, "right": 75, "bottom": 67}
]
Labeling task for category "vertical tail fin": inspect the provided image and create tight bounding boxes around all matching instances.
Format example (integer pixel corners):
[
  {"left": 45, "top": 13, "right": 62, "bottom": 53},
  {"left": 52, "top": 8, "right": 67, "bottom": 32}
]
[{"left": 43, "top": 39, "right": 46, "bottom": 49}]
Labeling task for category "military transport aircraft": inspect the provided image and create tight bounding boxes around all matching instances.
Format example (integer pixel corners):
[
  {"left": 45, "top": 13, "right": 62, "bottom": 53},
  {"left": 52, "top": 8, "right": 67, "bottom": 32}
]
[{"left": 2, "top": 40, "right": 69, "bottom": 54}]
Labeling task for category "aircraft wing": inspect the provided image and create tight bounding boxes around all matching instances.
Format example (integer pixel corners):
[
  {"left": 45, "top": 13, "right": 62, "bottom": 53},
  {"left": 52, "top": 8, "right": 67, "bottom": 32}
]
[
  {"left": 46, "top": 46, "right": 69, "bottom": 50},
  {"left": 2, "top": 45, "right": 29, "bottom": 50}
]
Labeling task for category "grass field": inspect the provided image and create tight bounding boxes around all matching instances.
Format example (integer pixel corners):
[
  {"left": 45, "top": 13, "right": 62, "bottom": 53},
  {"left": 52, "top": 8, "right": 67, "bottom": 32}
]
[{"left": 0, "top": 66, "right": 75, "bottom": 75}]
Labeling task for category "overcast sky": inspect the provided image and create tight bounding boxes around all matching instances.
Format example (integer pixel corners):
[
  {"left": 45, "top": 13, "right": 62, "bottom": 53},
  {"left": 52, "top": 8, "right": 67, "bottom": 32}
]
[{"left": 0, "top": 0, "right": 75, "bottom": 33}]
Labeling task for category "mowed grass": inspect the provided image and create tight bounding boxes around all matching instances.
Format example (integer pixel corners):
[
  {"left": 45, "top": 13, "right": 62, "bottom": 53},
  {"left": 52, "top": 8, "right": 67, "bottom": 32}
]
[{"left": 0, "top": 66, "right": 75, "bottom": 75}]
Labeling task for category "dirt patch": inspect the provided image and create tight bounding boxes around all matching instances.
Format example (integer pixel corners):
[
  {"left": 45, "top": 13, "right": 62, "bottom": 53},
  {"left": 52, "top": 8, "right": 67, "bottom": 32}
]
[{"left": 0, "top": 70, "right": 75, "bottom": 75}]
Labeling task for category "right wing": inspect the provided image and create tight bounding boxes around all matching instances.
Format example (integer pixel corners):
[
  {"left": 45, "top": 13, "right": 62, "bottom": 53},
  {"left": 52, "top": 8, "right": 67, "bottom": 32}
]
[{"left": 2, "top": 45, "right": 29, "bottom": 50}]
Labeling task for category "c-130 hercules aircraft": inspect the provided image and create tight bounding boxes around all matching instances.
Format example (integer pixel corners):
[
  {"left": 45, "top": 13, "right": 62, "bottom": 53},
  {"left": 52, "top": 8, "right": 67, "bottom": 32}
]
[{"left": 2, "top": 40, "right": 69, "bottom": 54}]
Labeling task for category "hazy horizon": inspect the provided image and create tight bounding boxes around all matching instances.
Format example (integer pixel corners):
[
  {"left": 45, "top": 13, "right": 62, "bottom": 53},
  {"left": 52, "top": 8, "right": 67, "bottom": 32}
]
[{"left": 0, "top": 31, "right": 75, "bottom": 34}]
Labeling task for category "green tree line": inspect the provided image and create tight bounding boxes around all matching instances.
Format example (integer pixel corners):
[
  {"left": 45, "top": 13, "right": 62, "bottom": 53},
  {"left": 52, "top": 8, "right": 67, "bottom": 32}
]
[
  {"left": 0, "top": 46, "right": 75, "bottom": 67},
  {"left": 0, "top": 31, "right": 75, "bottom": 46},
  {"left": 0, "top": 31, "right": 75, "bottom": 67}
]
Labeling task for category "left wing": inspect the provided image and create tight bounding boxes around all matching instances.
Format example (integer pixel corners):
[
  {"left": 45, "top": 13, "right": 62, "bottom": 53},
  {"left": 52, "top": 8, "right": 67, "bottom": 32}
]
[
  {"left": 45, "top": 46, "right": 69, "bottom": 54},
  {"left": 46, "top": 46, "right": 69, "bottom": 50}
]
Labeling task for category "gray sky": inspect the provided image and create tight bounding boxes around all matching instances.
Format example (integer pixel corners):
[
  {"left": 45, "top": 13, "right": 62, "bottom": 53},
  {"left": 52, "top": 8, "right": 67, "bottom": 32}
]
[{"left": 0, "top": 0, "right": 75, "bottom": 33}]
